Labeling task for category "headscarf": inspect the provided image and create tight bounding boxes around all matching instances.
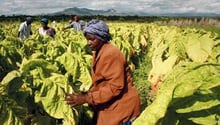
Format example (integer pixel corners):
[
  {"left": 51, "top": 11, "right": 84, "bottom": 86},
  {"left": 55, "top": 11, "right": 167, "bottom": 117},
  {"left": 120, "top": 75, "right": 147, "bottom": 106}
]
[
  {"left": 26, "top": 17, "right": 32, "bottom": 24},
  {"left": 41, "top": 18, "right": 49, "bottom": 25},
  {"left": 83, "top": 19, "right": 112, "bottom": 42}
]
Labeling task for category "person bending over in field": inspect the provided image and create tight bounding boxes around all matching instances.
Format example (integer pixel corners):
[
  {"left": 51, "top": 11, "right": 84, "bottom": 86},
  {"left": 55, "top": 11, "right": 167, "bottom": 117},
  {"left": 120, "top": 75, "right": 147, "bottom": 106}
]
[
  {"left": 39, "top": 18, "right": 56, "bottom": 38},
  {"left": 18, "top": 17, "right": 33, "bottom": 39},
  {"left": 62, "top": 15, "right": 86, "bottom": 32},
  {"left": 65, "top": 19, "right": 140, "bottom": 125}
]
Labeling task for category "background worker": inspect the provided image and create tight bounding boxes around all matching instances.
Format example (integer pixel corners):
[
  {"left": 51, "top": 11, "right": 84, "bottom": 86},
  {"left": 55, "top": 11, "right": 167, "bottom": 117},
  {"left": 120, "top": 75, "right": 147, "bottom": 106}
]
[
  {"left": 18, "top": 17, "right": 33, "bottom": 39},
  {"left": 62, "top": 15, "right": 86, "bottom": 32},
  {"left": 39, "top": 18, "right": 56, "bottom": 38}
]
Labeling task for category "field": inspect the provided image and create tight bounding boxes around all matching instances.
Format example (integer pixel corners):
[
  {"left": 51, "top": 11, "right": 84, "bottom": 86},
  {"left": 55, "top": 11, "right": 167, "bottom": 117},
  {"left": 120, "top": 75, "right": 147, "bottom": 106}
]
[{"left": 0, "top": 18, "right": 220, "bottom": 125}]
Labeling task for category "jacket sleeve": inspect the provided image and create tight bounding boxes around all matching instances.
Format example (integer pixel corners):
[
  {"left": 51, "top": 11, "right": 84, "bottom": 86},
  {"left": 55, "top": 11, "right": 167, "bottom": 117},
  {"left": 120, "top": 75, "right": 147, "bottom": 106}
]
[{"left": 86, "top": 52, "right": 125, "bottom": 105}]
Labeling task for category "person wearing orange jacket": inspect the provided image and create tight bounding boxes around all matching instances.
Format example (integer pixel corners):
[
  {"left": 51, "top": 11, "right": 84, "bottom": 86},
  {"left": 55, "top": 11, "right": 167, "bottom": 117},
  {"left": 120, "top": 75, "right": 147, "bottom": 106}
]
[{"left": 65, "top": 19, "right": 140, "bottom": 125}]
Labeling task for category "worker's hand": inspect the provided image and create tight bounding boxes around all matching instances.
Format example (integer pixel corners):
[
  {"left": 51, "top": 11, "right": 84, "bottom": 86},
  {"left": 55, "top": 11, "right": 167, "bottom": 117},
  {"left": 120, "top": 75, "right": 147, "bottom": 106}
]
[{"left": 65, "top": 93, "right": 87, "bottom": 107}]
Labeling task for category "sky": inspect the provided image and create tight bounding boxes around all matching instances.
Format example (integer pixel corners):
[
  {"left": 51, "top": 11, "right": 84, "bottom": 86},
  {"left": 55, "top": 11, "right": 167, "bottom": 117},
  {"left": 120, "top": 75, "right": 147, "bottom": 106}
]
[{"left": 0, "top": 0, "right": 219, "bottom": 15}]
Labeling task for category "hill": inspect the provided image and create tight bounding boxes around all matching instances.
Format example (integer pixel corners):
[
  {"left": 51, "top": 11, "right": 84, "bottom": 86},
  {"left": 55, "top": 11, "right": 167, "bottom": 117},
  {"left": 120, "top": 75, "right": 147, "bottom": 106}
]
[{"left": 51, "top": 7, "right": 220, "bottom": 17}]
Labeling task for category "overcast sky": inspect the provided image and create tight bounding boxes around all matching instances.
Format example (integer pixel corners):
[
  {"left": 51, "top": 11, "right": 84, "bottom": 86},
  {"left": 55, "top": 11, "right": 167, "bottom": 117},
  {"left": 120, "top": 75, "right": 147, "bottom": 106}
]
[{"left": 0, "top": 0, "right": 219, "bottom": 15}]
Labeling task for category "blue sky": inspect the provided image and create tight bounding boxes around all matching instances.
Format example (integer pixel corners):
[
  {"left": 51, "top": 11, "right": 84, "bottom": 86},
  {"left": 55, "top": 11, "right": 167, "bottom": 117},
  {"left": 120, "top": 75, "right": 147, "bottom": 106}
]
[{"left": 0, "top": 0, "right": 219, "bottom": 15}]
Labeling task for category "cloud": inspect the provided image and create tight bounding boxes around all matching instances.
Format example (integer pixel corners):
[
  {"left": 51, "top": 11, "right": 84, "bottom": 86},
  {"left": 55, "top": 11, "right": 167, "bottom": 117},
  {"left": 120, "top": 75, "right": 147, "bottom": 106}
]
[
  {"left": 0, "top": 0, "right": 78, "bottom": 15},
  {"left": 143, "top": 0, "right": 220, "bottom": 13},
  {"left": 0, "top": 0, "right": 219, "bottom": 15}
]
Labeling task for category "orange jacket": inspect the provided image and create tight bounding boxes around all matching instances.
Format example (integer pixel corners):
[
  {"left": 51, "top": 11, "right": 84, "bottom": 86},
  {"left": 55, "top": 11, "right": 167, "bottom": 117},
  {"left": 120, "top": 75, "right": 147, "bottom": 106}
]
[{"left": 86, "top": 43, "right": 140, "bottom": 125}]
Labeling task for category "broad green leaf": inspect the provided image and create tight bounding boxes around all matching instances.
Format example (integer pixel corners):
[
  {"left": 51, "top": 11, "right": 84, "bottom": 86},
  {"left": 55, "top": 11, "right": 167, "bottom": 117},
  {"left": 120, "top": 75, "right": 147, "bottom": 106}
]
[
  {"left": 189, "top": 114, "right": 220, "bottom": 125},
  {"left": 34, "top": 74, "right": 76, "bottom": 124},
  {"left": 186, "top": 33, "right": 214, "bottom": 62},
  {"left": 20, "top": 59, "right": 58, "bottom": 77},
  {"left": 0, "top": 108, "right": 23, "bottom": 125}
]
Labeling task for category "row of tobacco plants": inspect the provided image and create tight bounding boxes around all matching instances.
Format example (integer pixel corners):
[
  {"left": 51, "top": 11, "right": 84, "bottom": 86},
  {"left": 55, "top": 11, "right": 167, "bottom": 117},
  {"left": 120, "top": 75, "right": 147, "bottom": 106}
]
[{"left": 0, "top": 21, "right": 220, "bottom": 125}]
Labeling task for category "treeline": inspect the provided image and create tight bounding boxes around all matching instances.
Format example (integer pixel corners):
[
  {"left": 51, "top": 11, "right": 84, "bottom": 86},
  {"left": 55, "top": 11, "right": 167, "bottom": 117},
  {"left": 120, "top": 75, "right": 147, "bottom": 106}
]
[
  {"left": 0, "top": 15, "right": 220, "bottom": 27},
  {"left": 0, "top": 15, "right": 162, "bottom": 22}
]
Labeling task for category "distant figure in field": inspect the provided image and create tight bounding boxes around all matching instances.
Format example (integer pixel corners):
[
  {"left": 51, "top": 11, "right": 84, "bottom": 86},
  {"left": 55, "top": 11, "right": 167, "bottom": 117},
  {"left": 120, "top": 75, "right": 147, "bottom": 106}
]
[
  {"left": 62, "top": 15, "right": 86, "bottom": 32},
  {"left": 52, "top": 20, "right": 57, "bottom": 29},
  {"left": 18, "top": 17, "right": 33, "bottom": 39},
  {"left": 39, "top": 18, "right": 56, "bottom": 38}
]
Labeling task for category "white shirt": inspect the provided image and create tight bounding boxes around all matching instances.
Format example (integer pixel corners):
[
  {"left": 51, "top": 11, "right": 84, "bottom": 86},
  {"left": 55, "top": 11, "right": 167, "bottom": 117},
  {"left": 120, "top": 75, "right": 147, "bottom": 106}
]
[
  {"left": 38, "top": 27, "right": 47, "bottom": 36},
  {"left": 18, "top": 22, "right": 32, "bottom": 39},
  {"left": 67, "top": 20, "right": 86, "bottom": 32},
  {"left": 38, "top": 27, "right": 56, "bottom": 37}
]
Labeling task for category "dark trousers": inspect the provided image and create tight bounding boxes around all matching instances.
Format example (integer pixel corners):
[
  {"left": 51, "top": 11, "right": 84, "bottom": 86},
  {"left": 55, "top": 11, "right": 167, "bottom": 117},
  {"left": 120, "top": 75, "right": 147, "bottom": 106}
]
[{"left": 121, "top": 121, "right": 132, "bottom": 125}]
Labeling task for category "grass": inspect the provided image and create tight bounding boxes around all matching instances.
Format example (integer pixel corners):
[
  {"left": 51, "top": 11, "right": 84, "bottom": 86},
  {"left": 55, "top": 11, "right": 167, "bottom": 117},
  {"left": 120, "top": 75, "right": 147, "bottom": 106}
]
[
  {"left": 132, "top": 47, "right": 153, "bottom": 111},
  {"left": 191, "top": 25, "right": 220, "bottom": 36}
]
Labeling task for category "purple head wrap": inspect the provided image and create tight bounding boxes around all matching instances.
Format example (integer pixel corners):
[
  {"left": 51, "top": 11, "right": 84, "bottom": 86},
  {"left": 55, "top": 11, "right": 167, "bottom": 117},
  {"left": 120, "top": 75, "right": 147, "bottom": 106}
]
[{"left": 83, "top": 19, "right": 112, "bottom": 42}]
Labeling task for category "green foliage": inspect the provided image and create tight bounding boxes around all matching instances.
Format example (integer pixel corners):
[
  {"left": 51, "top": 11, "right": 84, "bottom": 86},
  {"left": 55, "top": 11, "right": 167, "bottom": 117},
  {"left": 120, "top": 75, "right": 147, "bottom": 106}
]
[
  {"left": 0, "top": 21, "right": 220, "bottom": 125},
  {"left": 134, "top": 62, "right": 220, "bottom": 125}
]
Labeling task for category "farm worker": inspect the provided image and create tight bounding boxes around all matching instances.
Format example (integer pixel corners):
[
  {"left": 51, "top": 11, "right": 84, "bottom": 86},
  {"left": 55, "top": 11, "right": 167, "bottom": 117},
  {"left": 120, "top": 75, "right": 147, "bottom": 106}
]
[
  {"left": 62, "top": 15, "right": 86, "bottom": 32},
  {"left": 18, "top": 17, "right": 33, "bottom": 39},
  {"left": 65, "top": 19, "right": 140, "bottom": 125},
  {"left": 39, "top": 18, "right": 56, "bottom": 38}
]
